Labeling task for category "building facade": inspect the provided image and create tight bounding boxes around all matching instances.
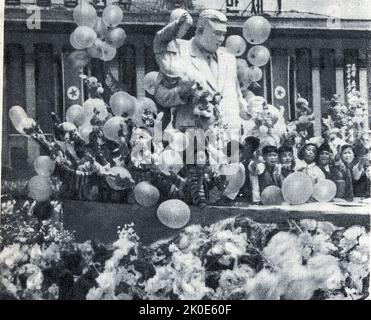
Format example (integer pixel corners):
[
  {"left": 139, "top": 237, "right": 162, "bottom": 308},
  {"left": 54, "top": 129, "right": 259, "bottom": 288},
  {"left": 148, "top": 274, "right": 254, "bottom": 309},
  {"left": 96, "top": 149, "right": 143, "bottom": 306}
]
[{"left": 2, "top": 0, "right": 371, "bottom": 176}]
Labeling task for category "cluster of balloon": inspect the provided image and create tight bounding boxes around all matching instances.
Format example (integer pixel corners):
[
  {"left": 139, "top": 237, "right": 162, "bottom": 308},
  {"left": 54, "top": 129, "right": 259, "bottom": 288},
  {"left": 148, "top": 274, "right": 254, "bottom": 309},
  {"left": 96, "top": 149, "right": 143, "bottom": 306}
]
[
  {"left": 69, "top": 1, "right": 127, "bottom": 68},
  {"left": 282, "top": 172, "right": 314, "bottom": 205},
  {"left": 312, "top": 179, "right": 337, "bottom": 202},
  {"left": 261, "top": 185, "right": 284, "bottom": 205},
  {"left": 143, "top": 71, "right": 159, "bottom": 95},
  {"left": 157, "top": 199, "right": 191, "bottom": 229},
  {"left": 9, "top": 105, "right": 36, "bottom": 135},
  {"left": 134, "top": 181, "right": 160, "bottom": 207},
  {"left": 105, "top": 166, "right": 134, "bottom": 190},
  {"left": 28, "top": 155, "right": 55, "bottom": 202},
  {"left": 83, "top": 98, "right": 109, "bottom": 123},
  {"left": 228, "top": 16, "right": 271, "bottom": 88}
]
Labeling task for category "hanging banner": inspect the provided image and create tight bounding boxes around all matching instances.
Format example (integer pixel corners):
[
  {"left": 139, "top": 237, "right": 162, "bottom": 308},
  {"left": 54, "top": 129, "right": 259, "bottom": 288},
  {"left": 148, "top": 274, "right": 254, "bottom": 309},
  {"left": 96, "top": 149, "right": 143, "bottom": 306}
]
[
  {"left": 270, "top": 48, "right": 290, "bottom": 121},
  {"left": 61, "top": 51, "right": 84, "bottom": 116}
]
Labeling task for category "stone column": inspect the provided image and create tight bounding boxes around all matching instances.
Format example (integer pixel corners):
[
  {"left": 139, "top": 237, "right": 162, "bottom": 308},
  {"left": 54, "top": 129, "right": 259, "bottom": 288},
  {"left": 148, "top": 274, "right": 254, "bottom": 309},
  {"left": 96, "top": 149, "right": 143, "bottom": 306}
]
[
  {"left": 359, "top": 48, "right": 369, "bottom": 131},
  {"left": 311, "top": 48, "right": 322, "bottom": 136},
  {"left": 24, "top": 43, "right": 40, "bottom": 165},
  {"left": 135, "top": 42, "right": 145, "bottom": 98},
  {"left": 335, "top": 48, "right": 345, "bottom": 104}
]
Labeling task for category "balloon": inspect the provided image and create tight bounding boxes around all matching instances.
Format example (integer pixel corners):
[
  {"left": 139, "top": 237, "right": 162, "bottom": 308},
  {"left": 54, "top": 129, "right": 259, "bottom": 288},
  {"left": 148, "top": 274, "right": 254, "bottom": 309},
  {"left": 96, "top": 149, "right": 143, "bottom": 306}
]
[
  {"left": 134, "top": 181, "right": 160, "bottom": 207},
  {"left": 110, "top": 91, "right": 136, "bottom": 117},
  {"left": 105, "top": 166, "right": 134, "bottom": 191},
  {"left": 66, "top": 104, "right": 85, "bottom": 127},
  {"left": 78, "top": 124, "right": 93, "bottom": 144},
  {"left": 9, "top": 106, "right": 28, "bottom": 133},
  {"left": 247, "top": 45, "right": 270, "bottom": 67},
  {"left": 313, "top": 179, "right": 337, "bottom": 202},
  {"left": 225, "top": 35, "right": 246, "bottom": 57},
  {"left": 158, "top": 149, "right": 183, "bottom": 175},
  {"left": 73, "top": 2, "right": 97, "bottom": 28},
  {"left": 102, "top": 116, "right": 127, "bottom": 142},
  {"left": 157, "top": 199, "right": 191, "bottom": 229},
  {"left": 34, "top": 156, "right": 55, "bottom": 178},
  {"left": 68, "top": 50, "right": 90, "bottom": 69},
  {"left": 18, "top": 117, "right": 36, "bottom": 135},
  {"left": 70, "top": 32, "right": 85, "bottom": 50},
  {"left": 137, "top": 97, "right": 157, "bottom": 113},
  {"left": 248, "top": 66, "right": 263, "bottom": 82},
  {"left": 87, "top": 40, "right": 103, "bottom": 59},
  {"left": 73, "top": 26, "right": 97, "bottom": 48},
  {"left": 243, "top": 16, "right": 271, "bottom": 44},
  {"left": 101, "top": 42, "right": 117, "bottom": 61},
  {"left": 282, "top": 172, "right": 314, "bottom": 205},
  {"left": 261, "top": 185, "right": 284, "bottom": 205},
  {"left": 102, "top": 5, "right": 123, "bottom": 28},
  {"left": 28, "top": 176, "right": 52, "bottom": 202},
  {"left": 106, "top": 27, "right": 127, "bottom": 48},
  {"left": 144, "top": 71, "right": 159, "bottom": 95},
  {"left": 168, "top": 131, "right": 189, "bottom": 152},
  {"left": 170, "top": 8, "right": 189, "bottom": 23},
  {"left": 94, "top": 17, "right": 108, "bottom": 40},
  {"left": 83, "top": 98, "right": 108, "bottom": 123}
]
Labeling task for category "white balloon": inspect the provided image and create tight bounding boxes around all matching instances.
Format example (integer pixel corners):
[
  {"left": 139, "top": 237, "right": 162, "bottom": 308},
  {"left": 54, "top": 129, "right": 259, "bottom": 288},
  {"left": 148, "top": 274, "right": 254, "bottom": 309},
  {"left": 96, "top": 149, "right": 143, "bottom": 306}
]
[
  {"left": 34, "top": 156, "right": 55, "bottom": 178},
  {"left": 157, "top": 199, "right": 191, "bottom": 229},
  {"left": 9, "top": 106, "right": 28, "bottom": 133}
]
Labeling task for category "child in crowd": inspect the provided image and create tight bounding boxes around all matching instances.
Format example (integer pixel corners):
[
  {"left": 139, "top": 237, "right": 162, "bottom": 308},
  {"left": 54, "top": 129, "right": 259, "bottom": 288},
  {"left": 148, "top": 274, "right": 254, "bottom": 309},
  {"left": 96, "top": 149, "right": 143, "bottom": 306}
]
[
  {"left": 295, "top": 142, "right": 325, "bottom": 183},
  {"left": 278, "top": 145, "right": 295, "bottom": 178},
  {"left": 316, "top": 142, "right": 351, "bottom": 199},
  {"left": 257, "top": 145, "right": 282, "bottom": 193}
]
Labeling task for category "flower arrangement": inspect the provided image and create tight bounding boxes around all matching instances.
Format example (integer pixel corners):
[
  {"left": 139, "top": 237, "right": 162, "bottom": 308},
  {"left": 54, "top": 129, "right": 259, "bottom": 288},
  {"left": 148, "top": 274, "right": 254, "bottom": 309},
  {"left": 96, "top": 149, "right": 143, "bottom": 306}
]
[{"left": 1, "top": 197, "right": 368, "bottom": 300}]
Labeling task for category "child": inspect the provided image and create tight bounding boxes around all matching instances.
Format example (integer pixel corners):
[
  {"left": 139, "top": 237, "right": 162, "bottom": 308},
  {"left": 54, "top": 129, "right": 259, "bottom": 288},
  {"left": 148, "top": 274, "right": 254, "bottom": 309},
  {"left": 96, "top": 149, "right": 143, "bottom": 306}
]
[
  {"left": 278, "top": 145, "right": 295, "bottom": 178},
  {"left": 258, "top": 145, "right": 282, "bottom": 192},
  {"left": 295, "top": 142, "right": 325, "bottom": 183}
]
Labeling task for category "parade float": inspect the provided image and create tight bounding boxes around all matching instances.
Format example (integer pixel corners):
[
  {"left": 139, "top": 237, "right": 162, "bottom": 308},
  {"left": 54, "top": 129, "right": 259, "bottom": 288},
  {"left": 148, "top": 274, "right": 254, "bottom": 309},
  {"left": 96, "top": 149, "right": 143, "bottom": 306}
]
[{"left": 1, "top": 1, "right": 369, "bottom": 300}]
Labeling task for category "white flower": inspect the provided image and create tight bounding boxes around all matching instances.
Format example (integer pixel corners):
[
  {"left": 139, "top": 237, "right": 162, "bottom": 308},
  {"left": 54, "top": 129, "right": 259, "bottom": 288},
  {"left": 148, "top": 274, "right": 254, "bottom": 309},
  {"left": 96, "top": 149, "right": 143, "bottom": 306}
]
[
  {"left": 30, "top": 244, "right": 42, "bottom": 263},
  {"left": 0, "top": 243, "right": 27, "bottom": 270},
  {"left": 300, "top": 219, "right": 318, "bottom": 231},
  {"left": 343, "top": 226, "right": 365, "bottom": 240}
]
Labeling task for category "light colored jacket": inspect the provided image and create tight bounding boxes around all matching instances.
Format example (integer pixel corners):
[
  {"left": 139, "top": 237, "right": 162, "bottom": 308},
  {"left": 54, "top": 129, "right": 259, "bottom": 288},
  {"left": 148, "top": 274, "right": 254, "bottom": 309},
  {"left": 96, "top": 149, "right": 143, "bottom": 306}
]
[{"left": 154, "top": 38, "right": 247, "bottom": 130}]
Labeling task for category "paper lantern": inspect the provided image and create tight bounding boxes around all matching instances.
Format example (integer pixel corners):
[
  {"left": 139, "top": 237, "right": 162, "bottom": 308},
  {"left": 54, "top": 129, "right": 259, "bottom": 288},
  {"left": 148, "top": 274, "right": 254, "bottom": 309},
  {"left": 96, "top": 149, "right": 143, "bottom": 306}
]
[
  {"left": 28, "top": 176, "right": 52, "bottom": 202},
  {"left": 243, "top": 16, "right": 271, "bottom": 45},
  {"left": 73, "top": 2, "right": 97, "bottom": 28},
  {"left": 94, "top": 17, "right": 108, "bottom": 40},
  {"left": 102, "top": 5, "right": 123, "bottom": 28},
  {"left": 105, "top": 166, "right": 134, "bottom": 191},
  {"left": 78, "top": 124, "right": 93, "bottom": 144},
  {"left": 247, "top": 66, "right": 263, "bottom": 82},
  {"left": 83, "top": 98, "right": 108, "bottom": 123},
  {"left": 144, "top": 71, "right": 159, "bottom": 95},
  {"left": 34, "top": 156, "right": 55, "bottom": 178},
  {"left": 110, "top": 91, "right": 136, "bottom": 117},
  {"left": 158, "top": 149, "right": 183, "bottom": 175},
  {"left": 225, "top": 35, "right": 246, "bottom": 57},
  {"left": 70, "top": 32, "right": 85, "bottom": 50},
  {"left": 261, "top": 185, "right": 284, "bottom": 205},
  {"left": 66, "top": 104, "right": 85, "bottom": 127},
  {"left": 106, "top": 27, "right": 127, "bottom": 48},
  {"left": 68, "top": 50, "right": 90, "bottom": 69},
  {"left": 73, "top": 26, "right": 97, "bottom": 48},
  {"left": 247, "top": 45, "right": 270, "bottom": 67},
  {"left": 282, "top": 172, "right": 314, "bottom": 205},
  {"left": 157, "top": 199, "right": 191, "bottom": 229},
  {"left": 102, "top": 116, "right": 127, "bottom": 142},
  {"left": 9, "top": 106, "right": 28, "bottom": 133},
  {"left": 134, "top": 181, "right": 160, "bottom": 207},
  {"left": 101, "top": 42, "right": 117, "bottom": 61},
  {"left": 312, "top": 179, "right": 337, "bottom": 202}
]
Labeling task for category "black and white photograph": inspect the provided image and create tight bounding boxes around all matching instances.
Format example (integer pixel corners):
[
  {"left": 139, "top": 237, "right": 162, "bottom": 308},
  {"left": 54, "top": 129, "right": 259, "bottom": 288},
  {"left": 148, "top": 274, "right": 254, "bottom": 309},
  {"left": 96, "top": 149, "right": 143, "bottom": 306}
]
[{"left": 0, "top": 0, "right": 370, "bottom": 302}]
